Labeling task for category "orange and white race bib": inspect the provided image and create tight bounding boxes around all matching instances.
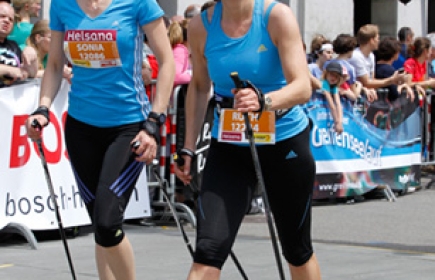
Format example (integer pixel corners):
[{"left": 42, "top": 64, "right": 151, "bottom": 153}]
[
  {"left": 64, "top": 30, "right": 122, "bottom": 68},
  {"left": 218, "top": 109, "right": 275, "bottom": 144}
]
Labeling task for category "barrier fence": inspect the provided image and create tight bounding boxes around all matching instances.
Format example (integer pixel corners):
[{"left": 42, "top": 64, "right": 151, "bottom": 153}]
[
  {"left": 0, "top": 80, "right": 151, "bottom": 246},
  {"left": 0, "top": 79, "right": 430, "bottom": 245}
]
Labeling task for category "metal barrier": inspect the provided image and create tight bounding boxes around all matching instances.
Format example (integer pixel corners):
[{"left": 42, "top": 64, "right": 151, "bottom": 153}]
[
  {"left": 420, "top": 89, "right": 435, "bottom": 189},
  {"left": 144, "top": 83, "right": 201, "bottom": 227}
]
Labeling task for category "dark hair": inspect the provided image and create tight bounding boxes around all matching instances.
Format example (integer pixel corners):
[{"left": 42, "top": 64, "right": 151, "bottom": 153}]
[
  {"left": 309, "top": 34, "right": 327, "bottom": 55},
  {"left": 408, "top": 37, "right": 431, "bottom": 58},
  {"left": 398, "top": 27, "right": 412, "bottom": 42},
  {"left": 201, "top": 1, "right": 216, "bottom": 12},
  {"left": 332, "top": 34, "right": 357, "bottom": 54},
  {"left": 374, "top": 37, "right": 401, "bottom": 61}
]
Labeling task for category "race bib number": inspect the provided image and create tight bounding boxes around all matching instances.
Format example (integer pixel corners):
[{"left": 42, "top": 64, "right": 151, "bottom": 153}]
[
  {"left": 218, "top": 109, "right": 275, "bottom": 144},
  {"left": 64, "top": 30, "right": 122, "bottom": 68}
]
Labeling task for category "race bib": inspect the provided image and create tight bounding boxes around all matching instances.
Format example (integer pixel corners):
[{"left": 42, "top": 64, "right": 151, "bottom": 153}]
[
  {"left": 64, "top": 30, "right": 122, "bottom": 68},
  {"left": 218, "top": 109, "right": 275, "bottom": 144}
]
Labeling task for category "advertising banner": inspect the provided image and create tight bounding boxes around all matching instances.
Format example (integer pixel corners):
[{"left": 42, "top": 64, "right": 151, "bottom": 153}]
[
  {"left": 306, "top": 90, "right": 421, "bottom": 199},
  {"left": 0, "top": 80, "right": 151, "bottom": 231}
]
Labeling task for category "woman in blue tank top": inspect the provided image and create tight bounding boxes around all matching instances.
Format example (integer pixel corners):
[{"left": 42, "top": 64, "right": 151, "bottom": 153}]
[
  {"left": 175, "top": 0, "right": 321, "bottom": 279},
  {"left": 25, "top": 0, "right": 175, "bottom": 279}
]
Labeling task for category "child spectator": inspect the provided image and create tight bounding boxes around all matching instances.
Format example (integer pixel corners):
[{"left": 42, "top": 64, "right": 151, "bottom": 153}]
[{"left": 322, "top": 61, "right": 346, "bottom": 133}]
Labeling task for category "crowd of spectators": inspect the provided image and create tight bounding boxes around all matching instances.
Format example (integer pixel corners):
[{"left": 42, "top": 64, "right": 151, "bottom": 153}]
[
  {"left": 307, "top": 24, "right": 435, "bottom": 133},
  {"left": 2, "top": 0, "right": 435, "bottom": 123}
]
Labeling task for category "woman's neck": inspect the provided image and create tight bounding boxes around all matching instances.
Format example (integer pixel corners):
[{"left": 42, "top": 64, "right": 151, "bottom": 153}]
[
  {"left": 18, "top": 12, "right": 31, "bottom": 23},
  {"left": 221, "top": 0, "right": 254, "bottom": 23}
]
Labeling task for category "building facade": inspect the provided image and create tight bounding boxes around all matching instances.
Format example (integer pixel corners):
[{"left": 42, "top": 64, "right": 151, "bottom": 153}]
[{"left": 41, "top": 0, "right": 433, "bottom": 45}]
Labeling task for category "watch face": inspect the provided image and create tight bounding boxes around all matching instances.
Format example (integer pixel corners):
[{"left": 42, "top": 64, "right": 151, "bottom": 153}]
[
  {"left": 149, "top": 112, "right": 166, "bottom": 125},
  {"left": 158, "top": 114, "right": 166, "bottom": 124}
]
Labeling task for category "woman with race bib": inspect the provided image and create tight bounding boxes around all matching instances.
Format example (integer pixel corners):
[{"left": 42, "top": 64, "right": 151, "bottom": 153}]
[
  {"left": 25, "top": 0, "right": 175, "bottom": 279},
  {"left": 174, "top": 0, "right": 321, "bottom": 279}
]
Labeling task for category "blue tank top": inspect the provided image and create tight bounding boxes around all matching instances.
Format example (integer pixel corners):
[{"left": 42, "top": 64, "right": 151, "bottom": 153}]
[{"left": 202, "top": 0, "right": 308, "bottom": 142}]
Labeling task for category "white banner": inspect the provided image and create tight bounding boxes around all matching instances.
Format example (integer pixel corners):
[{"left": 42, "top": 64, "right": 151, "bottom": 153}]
[{"left": 0, "top": 79, "right": 151, "bottom": 231}]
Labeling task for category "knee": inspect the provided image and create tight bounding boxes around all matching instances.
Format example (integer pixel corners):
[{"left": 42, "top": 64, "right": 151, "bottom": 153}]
[
  {"left": 94, "top": 224, "right": 124, "bottom": 247},
  {"left": 283, "top": 247, "right": 313, "bottom": 267},
  {"left": 193, "top": 237, "right": 232, "bottom": 269}
]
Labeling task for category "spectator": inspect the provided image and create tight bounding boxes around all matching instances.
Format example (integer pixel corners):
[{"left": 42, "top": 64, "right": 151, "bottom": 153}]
[
  {"left": 374, "top": 36, "right": 414, "bottom": 102},
  {"left": 308, "top": 39, "right": 333, "bottom": 79},
  {"left": 26, "top": 19, "right": 72, "bottom": 82},
  {"left": 322, "top": 61, "right": 345, "bottom": 133},
  {"left": 168, "top": 20, "right": 191, "bottom": 86},
  {"left": 142, "top": 34, "right": 158, "bottom": 88},
  {"left": 307, "top": 34, "right": 327, "bottom": 64},
  {"left": 0, "top": 1, "right": 37, "bottom": 87},
  {"left": 404, "top": 37, "right": 435, "bottom": 91},
  {"left": 348, "top": 24, "right": 407, "bottom": 102},
  {"left": 8, "top": 0, "right": 41, "bottom": 50},
  {"left": 393, "top": 26, "right": 414, "bottom": 70},
  {"left": 427, "top": 33, "right": 435, "bottom": 78},
  {"left": 329, "top": 33, "right": 362, "bottom": 100}
]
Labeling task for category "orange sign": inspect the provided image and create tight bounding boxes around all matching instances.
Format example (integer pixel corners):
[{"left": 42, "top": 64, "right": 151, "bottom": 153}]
[
  {"left": 64, "top": 30, "right": 121, "bottom": 68},
  {"left": 218, "top": 109, "right": 275, "bottom": 144}
]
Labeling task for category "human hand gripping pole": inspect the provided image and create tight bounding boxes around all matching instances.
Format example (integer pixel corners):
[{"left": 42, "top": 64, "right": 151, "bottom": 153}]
[
  {"left": 31, "top": 119, "right": 77, "bottom": 280},
  {"left": 230, "top": 72, "right": 286, "bottom": 280},
  {"left": 173, "top": 149, "right": 249, "bottom": 280}
]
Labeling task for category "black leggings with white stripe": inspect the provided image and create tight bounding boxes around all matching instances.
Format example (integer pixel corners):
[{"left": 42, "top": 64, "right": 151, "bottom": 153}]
[{"left": 65, "top": 115, "right": 143, "bottom": 247}]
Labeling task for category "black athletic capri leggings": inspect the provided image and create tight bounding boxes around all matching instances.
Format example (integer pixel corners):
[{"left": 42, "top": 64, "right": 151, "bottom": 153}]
[
  {"left": 194, "top": 125, "right": 315, "bottom": 268},
  {"left": 64, "top": 115, "right": 144, "bottom": 247}
]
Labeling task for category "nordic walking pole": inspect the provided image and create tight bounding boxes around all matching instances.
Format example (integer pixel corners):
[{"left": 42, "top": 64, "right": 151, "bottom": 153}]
[
  {"left": 31, "top": 120, "right": 77, "bottom": 280},
  {"left": 230, "top": 72, "right": 286, "bottom": 280},
  {"left": 173, "top": 153, "right": 249, "bottom": 280}
]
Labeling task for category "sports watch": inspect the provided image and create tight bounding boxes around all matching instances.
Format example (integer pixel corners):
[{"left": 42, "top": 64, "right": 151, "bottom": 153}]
[{"left": 148, "top": 111, "right": 166, "bottom": 126}]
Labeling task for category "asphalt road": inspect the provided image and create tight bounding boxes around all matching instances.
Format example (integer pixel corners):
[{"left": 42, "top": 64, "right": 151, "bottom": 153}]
[{"left": 1, "top": 180, "right": 434, "bottom": 279}]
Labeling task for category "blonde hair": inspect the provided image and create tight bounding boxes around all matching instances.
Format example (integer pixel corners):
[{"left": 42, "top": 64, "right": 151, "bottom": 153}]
[
  {"left": 26, "top": 19, "right": 49, "bottom": 70},
  {"left": 357, "top": 24, "right": 379, "bottom": 45},
  {"left": 12, "top": 0, "right": 36, "bottom": 22},
  {"left": 167, "top": 19, "right": 188, "bottom": 48}
]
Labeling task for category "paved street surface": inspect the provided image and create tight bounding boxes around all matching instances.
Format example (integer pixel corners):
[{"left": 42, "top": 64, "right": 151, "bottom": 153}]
[{"left": 1, "top": 181, "right": 435, "bottom": 279}]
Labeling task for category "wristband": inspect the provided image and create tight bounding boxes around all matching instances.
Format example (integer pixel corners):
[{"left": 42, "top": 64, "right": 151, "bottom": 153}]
[
  {"left": 30, "top": 106, "right": 50, "bottom": 126},
  {"left": 142, "top": 119, "right": 161, "bottom": 145},
  {"left": 174, "top": 148, "right": 195, "bottom": 167}
]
